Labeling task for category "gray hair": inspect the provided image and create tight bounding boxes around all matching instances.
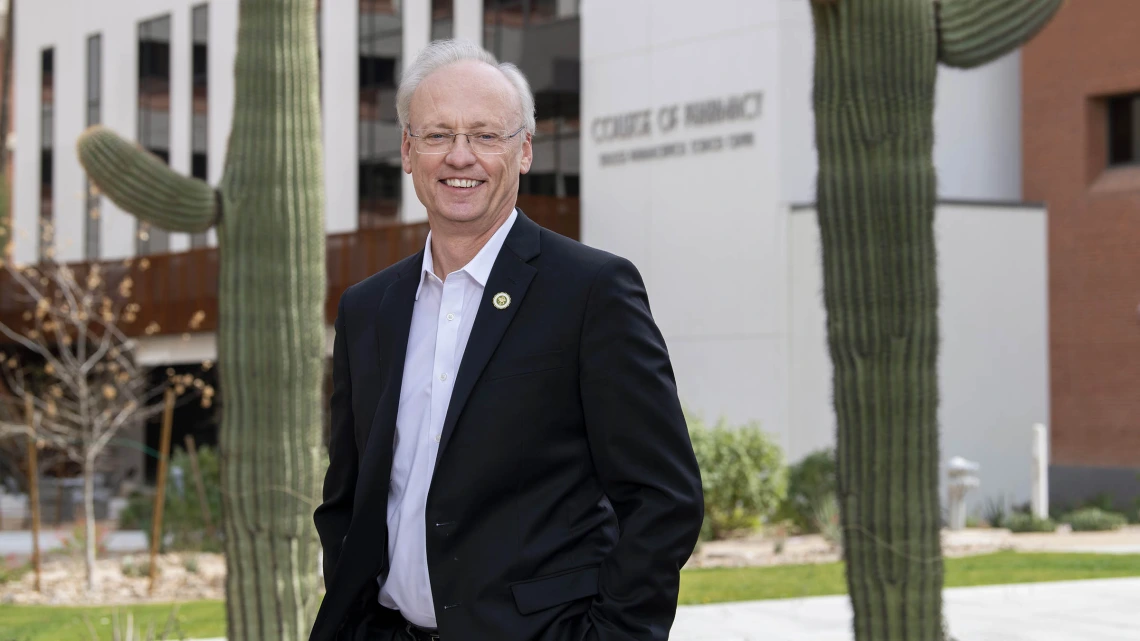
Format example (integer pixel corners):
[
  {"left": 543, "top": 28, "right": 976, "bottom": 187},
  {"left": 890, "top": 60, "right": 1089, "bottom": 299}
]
[{"left": 396, "top": 39, "right": 536, "bottom": 135}]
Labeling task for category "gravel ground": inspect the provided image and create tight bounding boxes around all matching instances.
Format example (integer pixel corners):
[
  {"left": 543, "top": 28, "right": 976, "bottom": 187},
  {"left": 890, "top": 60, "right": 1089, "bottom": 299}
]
[{"left": 4, "top": 526, "right": 1139, "bottom": 606}]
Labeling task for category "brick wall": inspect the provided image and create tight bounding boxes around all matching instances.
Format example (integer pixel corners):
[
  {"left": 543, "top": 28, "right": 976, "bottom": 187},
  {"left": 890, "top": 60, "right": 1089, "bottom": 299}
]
[{"left": 1022, "top": 0, "right": 1140, "bottom": 469}]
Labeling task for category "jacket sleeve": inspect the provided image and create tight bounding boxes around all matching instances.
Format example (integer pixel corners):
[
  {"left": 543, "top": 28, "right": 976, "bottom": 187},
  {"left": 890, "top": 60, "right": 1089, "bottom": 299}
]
[
  {"left": 314, "top": 294, "right": 359, "bottom": 589},
  {"left": 579, "top": 257, "right": 704, "bottom": 641}
]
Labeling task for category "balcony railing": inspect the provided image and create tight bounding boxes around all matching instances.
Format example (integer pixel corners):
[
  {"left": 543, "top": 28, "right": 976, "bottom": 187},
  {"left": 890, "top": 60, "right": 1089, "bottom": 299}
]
[{"left": 0, "top": 195, "right": 579, "bottom": 342}]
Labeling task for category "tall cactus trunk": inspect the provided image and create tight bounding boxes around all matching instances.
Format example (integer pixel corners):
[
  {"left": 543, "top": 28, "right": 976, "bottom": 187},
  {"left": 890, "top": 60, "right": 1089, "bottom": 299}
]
[
  {"left": 78, "top": 1, "right": 325, "bottom": 639},
  {"left": 217, "top": 2, "right": 326, "bottom": 639},
  {"left": 808, "top": 1, "right": 1063, "bottom": 640},
  {"left": 811, "top": 3, "right": 944, "bottom": 639}
]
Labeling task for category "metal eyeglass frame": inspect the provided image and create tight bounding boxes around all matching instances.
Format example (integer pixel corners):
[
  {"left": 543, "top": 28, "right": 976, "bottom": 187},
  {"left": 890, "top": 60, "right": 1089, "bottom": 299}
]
[{"left": 407, "top": 126, "right": 527, "bottom": 155}]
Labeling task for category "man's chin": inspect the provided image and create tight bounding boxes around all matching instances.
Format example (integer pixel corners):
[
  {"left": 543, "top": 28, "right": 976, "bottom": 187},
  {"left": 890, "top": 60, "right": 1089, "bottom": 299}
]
[{"left": 431, "top": 203, "right": 487, "bottom": 225}]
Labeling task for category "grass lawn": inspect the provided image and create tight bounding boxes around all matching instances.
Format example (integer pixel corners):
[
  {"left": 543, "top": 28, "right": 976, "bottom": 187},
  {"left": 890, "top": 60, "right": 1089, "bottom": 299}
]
[
  {"left": 0, "top": 600, "right": 224, "bottom": 641},
  {"left": 678, "top": 551, "right": 1140, "bottom": 604},
  {"left": 3, "top": 552, "right": 1139, "bottom": 640}
]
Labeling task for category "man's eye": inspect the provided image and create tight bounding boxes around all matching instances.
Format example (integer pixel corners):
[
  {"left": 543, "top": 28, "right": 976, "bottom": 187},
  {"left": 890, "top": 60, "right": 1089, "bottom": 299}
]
[
  {"left": 475, "top": 133, "right": 499, "bottom": 142},
  {"left": 425, "top": 133, "right": 449, "bottom": 141}
]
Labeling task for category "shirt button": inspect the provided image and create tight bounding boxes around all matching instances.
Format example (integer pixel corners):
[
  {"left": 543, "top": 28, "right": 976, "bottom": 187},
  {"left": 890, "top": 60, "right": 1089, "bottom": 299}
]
[
  {"left": 446, "top": 313, "right": 455, "bottom": 321},
  {"left": 433, "top": 434, "right": 441, "bottom": 443},
  {"left": 440, "top": 373, "right": 448, "bottom": 382}
]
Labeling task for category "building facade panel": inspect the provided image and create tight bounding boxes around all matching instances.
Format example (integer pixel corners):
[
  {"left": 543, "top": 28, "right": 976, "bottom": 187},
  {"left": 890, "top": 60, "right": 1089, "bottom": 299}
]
[
  {"left": 1022, "top": 0, "right": 1140, "bottom": 488},
  {"left": 790, "top": 203, "right": 1050, "bottom": 506}
]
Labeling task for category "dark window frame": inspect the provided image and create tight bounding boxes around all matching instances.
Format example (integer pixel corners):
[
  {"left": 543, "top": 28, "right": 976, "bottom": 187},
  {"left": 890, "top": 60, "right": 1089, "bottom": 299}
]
[
  {"left": 1107, "top": 92, "right": 1140, "bottom": 168},
  {"left": 85, "top": 35, "right": 102, "bottom": 260},
  {"left": 358, "top": 0, "right": 403, "bottom": 228},
  {"left": 431, "top": 0, "right": 454, "bottom": 41},
  {"left": 39, "top": 48, "right": 54, "bottom": 263},
  {"left": 137, "top": 14, "right": 173, "bottom": 255},
  {"left": 190, "top": 4, "right": 210, "bottom": 249},
  {"left": 483, "top": 0, "right": 581, "bottom": 200}
]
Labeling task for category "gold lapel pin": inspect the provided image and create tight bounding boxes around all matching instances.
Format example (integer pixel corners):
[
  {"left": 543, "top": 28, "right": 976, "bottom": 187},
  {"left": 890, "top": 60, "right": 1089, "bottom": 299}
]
[{"left": 492, "top": 292, "right": 511, "bottom": 310}]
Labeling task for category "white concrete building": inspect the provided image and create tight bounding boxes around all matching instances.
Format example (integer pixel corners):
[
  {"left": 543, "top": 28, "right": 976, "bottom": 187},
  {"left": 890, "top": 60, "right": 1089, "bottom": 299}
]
[
  {"left": 581, "top": 0, "right": 1046, "bottom": 511},
  {"left": 8, "top": 0, "right": 1048, "bottom": 514}
]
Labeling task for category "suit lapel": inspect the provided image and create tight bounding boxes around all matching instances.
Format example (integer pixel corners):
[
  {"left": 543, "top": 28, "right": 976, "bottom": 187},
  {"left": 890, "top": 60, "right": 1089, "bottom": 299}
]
[
  {"left": 434, "top": 211, "right": 542, "bottom": 467},
  {"left": 340, "top": 254, "right": 420, "bottom": 569},
  {"left": 351, "top": 257, "right": 422, "bottom": 513}
]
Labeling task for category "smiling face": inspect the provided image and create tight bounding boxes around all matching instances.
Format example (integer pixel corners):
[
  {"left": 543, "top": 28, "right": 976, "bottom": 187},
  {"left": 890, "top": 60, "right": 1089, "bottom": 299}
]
[{"left": 402, "top": 60, "right": 533, "bottom": 233}]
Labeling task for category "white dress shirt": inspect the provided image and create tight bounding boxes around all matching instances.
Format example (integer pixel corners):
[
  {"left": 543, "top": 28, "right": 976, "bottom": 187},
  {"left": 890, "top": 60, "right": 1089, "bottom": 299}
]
[{"left": 377, "top": 209, "right": 518, "bottom": 627}]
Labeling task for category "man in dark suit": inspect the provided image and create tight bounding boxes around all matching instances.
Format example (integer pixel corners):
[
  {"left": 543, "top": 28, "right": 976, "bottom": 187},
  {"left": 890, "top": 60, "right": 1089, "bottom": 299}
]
[{"left": 309, "top": 39, "right": 704, "bottom": 641}]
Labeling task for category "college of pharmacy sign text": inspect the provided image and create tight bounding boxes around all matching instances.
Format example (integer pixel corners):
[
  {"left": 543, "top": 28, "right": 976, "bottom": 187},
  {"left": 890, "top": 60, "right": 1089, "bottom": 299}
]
[{"left": 591, "top": 91, "right": 763, "bottom": 167}]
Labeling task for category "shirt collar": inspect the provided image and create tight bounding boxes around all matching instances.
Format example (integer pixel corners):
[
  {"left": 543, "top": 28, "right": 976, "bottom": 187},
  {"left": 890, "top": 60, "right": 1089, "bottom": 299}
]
[{"left": 416, "top": 208, "right": 518, "bottom": 300}]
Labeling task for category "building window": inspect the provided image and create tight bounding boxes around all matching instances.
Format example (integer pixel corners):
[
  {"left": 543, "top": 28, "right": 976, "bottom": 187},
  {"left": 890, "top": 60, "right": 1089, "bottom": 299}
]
[
  {"left": 484, "top": 0, "right": 580, "bottom": 198},
  {"left": 138, "top": 15, "right": 172, "bottom": 255},
  {"left": 191, "top": 5, "right": 209, "bottom": 249},
  {"left": 431, "top": 0, "right": 454, "bottom": 40},
  {"left": 1107, "top": 92, "right": 1140, "bottom": 167},
  {"left": 359, "top": 0, "right": 402, "bottom": 228},
  {"left": 85, "top": 35, "right": 103, "bottom": 260},
  {"left": 39, "top": 48, "right": 54, "bottom": 262}
]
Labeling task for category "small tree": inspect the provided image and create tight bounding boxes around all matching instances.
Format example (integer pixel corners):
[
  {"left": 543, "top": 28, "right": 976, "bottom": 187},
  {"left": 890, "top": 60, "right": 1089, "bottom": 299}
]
[{"left": 0, "top": 240, "right": 209, "bottom": 592}]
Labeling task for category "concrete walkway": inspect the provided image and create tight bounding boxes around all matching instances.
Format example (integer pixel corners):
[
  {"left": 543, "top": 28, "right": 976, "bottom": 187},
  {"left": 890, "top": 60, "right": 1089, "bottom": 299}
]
[
  {"left": 185, "top": 577, "right": 1140, "bottom": 641},
  {"left": 0, "top": 529, "right": 147, "bottom": 555},
  {"left": 670, "top": 577, "right": 1140, "bottom": 641}
]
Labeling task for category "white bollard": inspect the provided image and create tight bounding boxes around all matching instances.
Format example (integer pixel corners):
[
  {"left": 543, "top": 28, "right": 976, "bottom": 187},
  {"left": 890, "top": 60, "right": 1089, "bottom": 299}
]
[{"left": 1032, "top": 423, "right": 1049, "bottom": 520}]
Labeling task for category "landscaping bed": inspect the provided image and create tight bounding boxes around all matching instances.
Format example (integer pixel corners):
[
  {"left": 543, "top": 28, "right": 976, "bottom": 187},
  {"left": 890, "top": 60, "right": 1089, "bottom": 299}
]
[{"left": 1, "top": 552, "right": 228, "bottom": 606}]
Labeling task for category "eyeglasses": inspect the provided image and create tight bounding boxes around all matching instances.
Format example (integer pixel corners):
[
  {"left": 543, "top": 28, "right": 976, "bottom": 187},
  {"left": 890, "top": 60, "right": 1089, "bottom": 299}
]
[{"left": 407, "top": 126, "right": 527, "bottom": 155}]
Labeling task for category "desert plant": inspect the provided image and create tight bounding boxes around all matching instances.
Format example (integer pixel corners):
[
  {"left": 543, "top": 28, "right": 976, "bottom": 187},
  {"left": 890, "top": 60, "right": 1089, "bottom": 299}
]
[
  {"left": 1081, "top": 492, "right": 1116, "bottom": 512},
  {"left": 183, "top": 554, "right": 200, "bottom": 575},
  {"left": 77, "top": 0, "right": 326, "bottom": 636},
  {"left": 813, "top": 492, "right": 843, "bottom": 552},
  {"left": 1064, "top": 507, "right": 1127, "bottom": 532},
  {"left": 808, "top": 1, "right": 1062, "bottom": 639},
  {"left": 61, "top": 521, "right": 112, "bottom": 559},
  {"left": 982, "top": 497, "right": 1007, "bottom": 528},
  {"left": 118, "top": 445, "right": 223, "bottom": 553},
  {"left": 1003, "top": 512, "right": 1056, "bottom": 533},
  {"left": 777, "top": 447, "right": 836, "bottom": 534},
  {"left": 120, "top": 556, "right": 152, "bottom": 579},
  {"left": 686, "top": 413, "right": 787, "bottom": 540}
]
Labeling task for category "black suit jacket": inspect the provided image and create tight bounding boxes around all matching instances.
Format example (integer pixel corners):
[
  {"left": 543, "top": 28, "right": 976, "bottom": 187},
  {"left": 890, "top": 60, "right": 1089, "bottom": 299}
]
[{"left": 309, "top": 210, "right": 704, "bottom": 641}]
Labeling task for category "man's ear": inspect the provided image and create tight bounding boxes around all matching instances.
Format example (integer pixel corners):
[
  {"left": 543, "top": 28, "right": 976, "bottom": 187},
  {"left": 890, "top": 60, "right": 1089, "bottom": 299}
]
[
  {"left": 402, "top": 129, "right": 413, "bottom": 174},
  {"left": 519, "top": 132, "right": 533, "bottom": 174}
]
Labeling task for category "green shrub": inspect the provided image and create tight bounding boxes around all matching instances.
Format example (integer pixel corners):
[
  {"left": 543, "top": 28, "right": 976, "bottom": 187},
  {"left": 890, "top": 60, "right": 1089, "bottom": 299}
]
[
  {"left": 1004, "top": 512, "right": 1056, "bottom": 533},
  {"left": 813, "top": 492, "right": 842, "bottom": 550},
  {"left": 776, "top": 448, "right": 836, "bottom": 534},
  {"left": 120, "top": 555, "right": 153, "bottom": 578},
  {"left": 118, "top": 444, "right": 223, "bottom": 553},
  {"left": 1071, "top": 490, "right": 1140, "bottom": 525},
  {"left": 982, "top": 497, "right": 1007, "bottom": 528},
  {"left": 687, "top": 413, "right": 787, "bottom": 540},
  {"left": 1064, "top": 507, "right": 1127, "bottom": 532}
]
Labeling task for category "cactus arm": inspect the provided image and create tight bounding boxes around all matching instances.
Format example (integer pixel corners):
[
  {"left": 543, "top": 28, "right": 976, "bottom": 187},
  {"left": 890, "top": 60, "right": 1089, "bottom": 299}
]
[
  {"left": 936, "top": 0, "right": 1065, "bottom": 69},
  {"left": 76, "top": 125, "right": 219, "bottom": 233}
]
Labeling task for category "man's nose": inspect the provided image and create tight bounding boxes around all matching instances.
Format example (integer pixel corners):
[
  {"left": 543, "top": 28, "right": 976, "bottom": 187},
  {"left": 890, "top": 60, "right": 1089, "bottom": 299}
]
[{"left": 445, "top": 135, "right": 478, "bottom": 166}]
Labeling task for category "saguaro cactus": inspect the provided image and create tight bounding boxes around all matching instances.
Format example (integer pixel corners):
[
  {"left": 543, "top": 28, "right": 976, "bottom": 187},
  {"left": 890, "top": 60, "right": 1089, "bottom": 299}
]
[
  {"left": 808, "top": 1, "right": 1061, "bottom": 639},
  {"left": 77, "top": 1, "right": 324, "bottom": 639}
]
